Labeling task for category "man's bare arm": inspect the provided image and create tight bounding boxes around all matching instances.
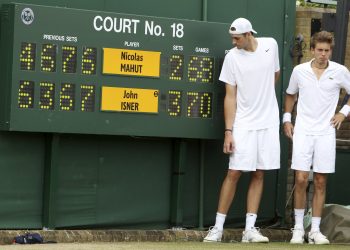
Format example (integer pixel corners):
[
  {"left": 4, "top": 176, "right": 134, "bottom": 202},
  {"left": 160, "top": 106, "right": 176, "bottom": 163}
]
[{"left": 223, "top": 84, "right": 237, "bottom": 154}]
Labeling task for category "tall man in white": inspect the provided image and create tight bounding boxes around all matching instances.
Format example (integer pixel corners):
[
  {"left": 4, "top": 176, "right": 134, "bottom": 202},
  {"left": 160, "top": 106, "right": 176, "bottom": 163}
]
[
  {"left": 203, "top": 17, "right": 280, "bottom": 243},
  {"left": 284, "top": 31, "right": 350, "bottom": 245}
]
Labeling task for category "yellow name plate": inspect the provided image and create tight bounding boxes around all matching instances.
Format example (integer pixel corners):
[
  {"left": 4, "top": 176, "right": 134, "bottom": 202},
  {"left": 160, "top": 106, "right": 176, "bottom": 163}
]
[
  {"left": 101, "top": 86, "right": 159, "bottom": 113},
  {"left": 102, "top": 48, "right": 161, "bottom": 77}
]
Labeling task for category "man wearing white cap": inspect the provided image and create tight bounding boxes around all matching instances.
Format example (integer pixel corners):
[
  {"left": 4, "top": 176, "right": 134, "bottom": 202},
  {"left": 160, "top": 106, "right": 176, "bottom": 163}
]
[{"left": 203, "top": 17, "right": 280, "bottom": 243}]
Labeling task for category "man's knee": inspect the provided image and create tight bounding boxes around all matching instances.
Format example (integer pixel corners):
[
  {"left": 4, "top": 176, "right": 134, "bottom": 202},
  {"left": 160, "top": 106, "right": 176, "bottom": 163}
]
[
  {"left": 314, "top": 173, "right": 327, "bottom": 191},
  {"left": 295, "top": 171, "right": 309, "bottom": 188},
  {"left": 226, "top": 169, "right": 241, "bottom": 182},
  {"left": 251, "top": 170, "right": 264, "bottom": 182}
]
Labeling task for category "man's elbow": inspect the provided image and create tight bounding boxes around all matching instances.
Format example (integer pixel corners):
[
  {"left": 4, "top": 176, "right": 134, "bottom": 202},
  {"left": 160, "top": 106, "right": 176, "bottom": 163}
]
[
  {"left": 285, "top": 93, "right": 297, "bottom": 102},
  {"left": 275, "top": 71, "right": 281, "bottom": 83}
]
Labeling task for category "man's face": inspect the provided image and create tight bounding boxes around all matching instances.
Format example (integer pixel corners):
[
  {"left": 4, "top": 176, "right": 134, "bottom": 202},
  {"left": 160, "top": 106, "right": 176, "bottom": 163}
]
[
  {"left": 311, "top": 42, "right": 332, "bottom": 64},
  {"left": 231, "top": 33, "right": 248, "bottom": 49}
]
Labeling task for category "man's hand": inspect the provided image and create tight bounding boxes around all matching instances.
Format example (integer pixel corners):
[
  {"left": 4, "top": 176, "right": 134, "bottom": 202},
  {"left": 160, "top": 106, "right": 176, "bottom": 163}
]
[
  {"left": 331, "top": 113, "right": 346, "bottom": 130},
  {"left": 284, "top": 122, "right": 294, "bottom": 140},
  {"left": 223, "top": 132, "right": 235, "bottom": 154}
]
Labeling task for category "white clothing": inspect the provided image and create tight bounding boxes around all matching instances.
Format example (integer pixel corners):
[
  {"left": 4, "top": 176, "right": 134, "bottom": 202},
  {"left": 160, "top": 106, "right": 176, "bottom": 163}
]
[
  {"left": 291, "top": 131, "right": 335, "bottom": 173},
  {"left": 229, "top": 126, "right": 280, "bottom": 171},
  {"left": 287, "top": 60, "right": 350, "bottom": 135},
  {"left": 219, "top": 37, "right": 280, "bottom": 130}
]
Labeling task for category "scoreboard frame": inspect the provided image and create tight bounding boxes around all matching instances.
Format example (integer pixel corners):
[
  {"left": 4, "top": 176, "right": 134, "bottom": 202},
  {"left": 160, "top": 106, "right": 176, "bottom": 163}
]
[{"left": 0, "top": 3, "right": 231, "bottom": 139}]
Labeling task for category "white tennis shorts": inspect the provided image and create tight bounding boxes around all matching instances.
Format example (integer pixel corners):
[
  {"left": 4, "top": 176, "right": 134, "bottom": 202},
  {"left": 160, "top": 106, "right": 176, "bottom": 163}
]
[
  {"left": 291, "top": 132, "right": 336, "bottom": 173},
  {"left": 228, "top": 126, "right": 280, "bottom": 171}
]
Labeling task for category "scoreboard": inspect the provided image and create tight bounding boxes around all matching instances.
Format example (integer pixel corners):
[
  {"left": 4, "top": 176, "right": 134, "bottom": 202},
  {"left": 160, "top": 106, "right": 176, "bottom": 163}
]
[{"left": 0, "top": 3, "right": 231, "bottom": 139}]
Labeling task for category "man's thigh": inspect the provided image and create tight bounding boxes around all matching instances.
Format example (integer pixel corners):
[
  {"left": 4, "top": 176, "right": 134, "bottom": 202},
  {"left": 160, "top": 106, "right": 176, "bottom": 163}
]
[
  {"left": 291, "top": 132, "right": 314, "bottom": 171},
  {"left": 313, "top": 133, "right": 335, "bottom": 173},
  {"left": 229, "top": 128, "right": 257, "bottom": 171},
  {"left": 256, "top": 126, "right": 280, "bottom": 170}
]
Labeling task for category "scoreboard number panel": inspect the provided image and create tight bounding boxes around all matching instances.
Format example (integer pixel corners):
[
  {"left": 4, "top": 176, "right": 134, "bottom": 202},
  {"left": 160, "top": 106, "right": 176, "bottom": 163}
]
[
  {"left": 62, "top": 46, "right": 77, "bottom": 73},
  {"left": 81, "top": 85, "right": 95, "bottom": 112},
  {"left": 188, "top": 56, "right": 214, "bottom": 83},
  {"left": 0, "top": 3, "right": 231, "bottom": 139},
  {"left": 18, "top": 80, "right": 34, "bottom": 108},
  {"left": 41, "top": 44, "right": 57, "bottom": 72},
  {"left": 20, "top": 42, "right": 36, "bottom": 71},
  {"left": 81, "top": 47, "right": 97, "bottom": 75},
  {"left": 39, "top": 82, "right": 55, "bottom": 110},
  {"left": 60, "top": 83, "right": 75, "bottom": 111}
]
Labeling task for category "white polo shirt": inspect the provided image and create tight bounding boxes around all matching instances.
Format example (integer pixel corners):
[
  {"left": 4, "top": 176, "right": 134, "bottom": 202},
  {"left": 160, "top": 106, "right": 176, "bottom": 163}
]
[
  {"left": 287, "top": 60, "right": 350, "bottom": 135},
  {"left": 219, "top": 37, "right": 280, "bottom": 130}
]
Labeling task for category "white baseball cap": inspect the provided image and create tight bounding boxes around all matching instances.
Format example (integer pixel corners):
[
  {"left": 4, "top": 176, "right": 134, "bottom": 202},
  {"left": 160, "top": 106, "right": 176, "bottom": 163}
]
[{"left": 229, "top": 17, "right": 257, "bottom": 35}]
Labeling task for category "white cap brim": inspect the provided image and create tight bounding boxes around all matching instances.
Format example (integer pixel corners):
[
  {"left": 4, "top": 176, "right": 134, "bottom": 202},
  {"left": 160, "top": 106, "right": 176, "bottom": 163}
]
[{"left": 229, "top": 29, "right": 257, "bottom": 35}]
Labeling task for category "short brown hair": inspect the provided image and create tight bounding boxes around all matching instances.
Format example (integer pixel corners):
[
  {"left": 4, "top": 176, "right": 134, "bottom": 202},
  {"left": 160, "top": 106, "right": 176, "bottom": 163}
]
[{"left": 310, "top": 31, "right": 334, "bottom": 49}]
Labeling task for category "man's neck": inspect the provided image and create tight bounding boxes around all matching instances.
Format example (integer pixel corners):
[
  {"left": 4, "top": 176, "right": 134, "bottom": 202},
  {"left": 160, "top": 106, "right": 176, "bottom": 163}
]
[
  {"left": 312, "top": 60, "right": 328, "bottom": 69},
  {"left": 245, "top": 37, "right": 258, "bottom": 52}
]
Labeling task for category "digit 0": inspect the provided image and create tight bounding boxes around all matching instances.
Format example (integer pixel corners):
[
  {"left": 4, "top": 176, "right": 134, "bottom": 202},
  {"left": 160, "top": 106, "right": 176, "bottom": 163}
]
[{"left": 200, "top": 92, "right": 212, "bottom": 118}]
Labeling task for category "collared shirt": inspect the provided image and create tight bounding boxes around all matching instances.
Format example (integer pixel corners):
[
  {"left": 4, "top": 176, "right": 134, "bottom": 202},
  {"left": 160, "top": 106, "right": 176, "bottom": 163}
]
[{"left": 287, "top": 59, "right": 350, "bottom": 135}]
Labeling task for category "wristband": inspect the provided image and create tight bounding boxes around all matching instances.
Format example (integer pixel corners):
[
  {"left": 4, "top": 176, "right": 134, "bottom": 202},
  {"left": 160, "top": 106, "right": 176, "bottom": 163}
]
[
  {"left": 224, "top": 128, "right": 233, "bottom": 133},
  {"left": 339, "top": 104, "right": 350, "bottom": 117},
  {"left": 283, "top": 112, "right": 292, "bottom": 123}
]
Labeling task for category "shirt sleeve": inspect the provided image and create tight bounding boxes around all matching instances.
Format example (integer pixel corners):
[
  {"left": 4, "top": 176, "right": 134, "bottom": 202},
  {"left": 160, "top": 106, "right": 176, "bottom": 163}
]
[
  {"left": 273, "top": 38, "right": 280, "bottom": 72},
  {"left": 219, "top": 52, "right": 236, "bottom": 86},
  {"left": 340, "top": 66, "right": 350, "bottom": 94},
  {"left": 286, "top": 68, "right": 299, "bottom": 95}
]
